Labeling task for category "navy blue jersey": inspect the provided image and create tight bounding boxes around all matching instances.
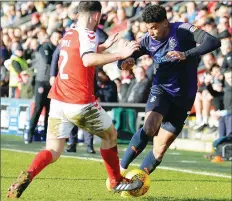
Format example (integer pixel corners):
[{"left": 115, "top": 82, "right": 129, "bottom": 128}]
[
  {"left": 118, "top": 22, "right": 221, "bottom": 101},
  {"left": 138, "top": 22, "right": 199, "bottom": 98}
]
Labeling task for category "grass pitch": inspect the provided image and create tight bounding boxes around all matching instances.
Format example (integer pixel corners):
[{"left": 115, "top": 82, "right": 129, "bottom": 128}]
[
  {"left": 1, "top": 134, "right": 231, "bottom": 201},
  {"left": 1, "top": 149, "right": 231, "bottom": 201}
]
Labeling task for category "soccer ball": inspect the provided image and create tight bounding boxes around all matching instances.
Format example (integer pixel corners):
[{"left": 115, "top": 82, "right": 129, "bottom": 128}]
[
  {"left": 105, "top": 168, "right": 151, "bottom": 197},
  {"left": 105, "top": 177, "right": 111, "bottom": 191},
  {"left": 123, "top": 169, "right": 151, "bottom": 197}
]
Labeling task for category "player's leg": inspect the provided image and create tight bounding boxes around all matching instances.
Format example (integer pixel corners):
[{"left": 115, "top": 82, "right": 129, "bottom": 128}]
[
  {"left": 88, "top": 107, "right": 142, "bottom": 191},
  {"left": 120, "top": 86, "right": 170, "bottom": 170},
  {"left": 99, "top": 124, "right": 123, "bottom": 188},
  {"left": 7, "top": 100, "right": 73, "bottom": 198},
  {"left": 27, "top": 138, "right": 67, "bottom": 180},
  {"left": 139, "top": 128, "right": 176, "bottom": 174},
  {"left": 120, "top": 111, "right": 163, "bottom": 169},
  {"left": 63, "top": 101, "right": 142, "bottom": 192},
  {"left": 139, "top": 103, "right": 191, "bottom": 174},
  {"left": 99, "top": 123, "right": 143, "bottom": 192}
]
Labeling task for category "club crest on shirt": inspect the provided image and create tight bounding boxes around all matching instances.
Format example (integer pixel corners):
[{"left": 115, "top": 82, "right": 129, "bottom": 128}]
[
  {"left": 150, "top": 96, "right": 156, "bottom": 103},
  {"left": 169, "top": 37, "right": 177, "bottom": 50}
]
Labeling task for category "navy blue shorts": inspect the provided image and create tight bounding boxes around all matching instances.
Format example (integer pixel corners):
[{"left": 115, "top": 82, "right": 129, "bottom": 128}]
[{"left": 145, "top": 86, "right": 195, "bottom": 135}]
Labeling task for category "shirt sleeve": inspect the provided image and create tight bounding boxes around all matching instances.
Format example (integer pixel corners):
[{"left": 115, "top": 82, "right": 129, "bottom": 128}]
[
  {"left": 50, "top": 46, "right": 60, "bottom": 77},
  {"left": 178, "top": 23, "right": 221, "bottom": 58},
  {"left": 79, "top": 29, "right": 99, "bottom": 58}
]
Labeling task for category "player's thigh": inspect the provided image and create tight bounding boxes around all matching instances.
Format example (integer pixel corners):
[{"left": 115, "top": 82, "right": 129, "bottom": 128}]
[
  {"left": 161, "top": 102, "right": 190, "bottom": 136},
  {"left": 143, "top": 111, "right": 163, "bottom": 137},
  {"left": 144, "top": 86, "right": 170, "bottom": 136},
  {"left": 63, "top": 101, "right": 113, "bottom": 139},
  {"left": 47, "top": 99, "right": 75, "bottom": 145}
]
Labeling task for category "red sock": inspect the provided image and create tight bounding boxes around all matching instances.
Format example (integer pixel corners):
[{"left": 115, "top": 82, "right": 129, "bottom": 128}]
[
  {"left": 27, "top": 150, "right": 53, "bottom": 181},
  {"left": 100, "top": 146, "right": 122, "bottom": 188}
]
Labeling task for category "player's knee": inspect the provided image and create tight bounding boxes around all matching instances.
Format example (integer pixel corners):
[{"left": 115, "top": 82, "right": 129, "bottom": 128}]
[
  {"left": 108, "top": 132, "right": 117, "bottom": 142},
  {"left": 102, "top": 125, "right": 117, "bottom": 142},
  {"left": 143, "top": 126, "right": 159, "bottom": 137},
  {"left": 153, "top": 145, "right": 168, "bottom": 161},
  {"left": 47, "top": 149, "right": 61, "bottom": 163}
]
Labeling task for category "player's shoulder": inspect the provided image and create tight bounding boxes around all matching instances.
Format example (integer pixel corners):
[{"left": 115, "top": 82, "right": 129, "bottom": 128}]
[
  {"left": 62, "top": 28, "right": 78, "bottom": 39},
  {"left": 77, "top": 26, "right": 97, "bottom": 41},
  {"left": 176, "top": 22, "right": 198, "bottom": 33},
  {"left": 140, "top": 32, "right": 150, "bottom": 47}
]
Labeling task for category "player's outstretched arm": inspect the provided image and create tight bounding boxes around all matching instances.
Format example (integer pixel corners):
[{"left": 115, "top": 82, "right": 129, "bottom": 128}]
[
  {"left": 167, "top": 24, "right": 221, "bottom": 62},
  {"left": 82, "top": 41, "right": 140, "bottom": 67},
  {"left": 181, "top": 23, "right": 221, "bottom": 58},
  {"left": 98, "top": 33, "right": 119, "bottom": 53}
]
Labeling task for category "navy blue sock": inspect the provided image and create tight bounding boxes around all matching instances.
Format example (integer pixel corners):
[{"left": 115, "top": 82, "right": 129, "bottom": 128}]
[
  {"left": 121, "top": 128, "right": 149, "bottom": 169},
  {"left": 139, "top": 151, "right": 161, "bottom": 175}
]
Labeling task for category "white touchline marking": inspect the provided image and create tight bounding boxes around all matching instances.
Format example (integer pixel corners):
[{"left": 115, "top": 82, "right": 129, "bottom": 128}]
[
  {"left": 167, "top": 152, "right": 181, "bottom": 155},
  {"left": 1, "top": 148, "right": 231, "bottom": 179},
  {"left": 180, "top": 160, "right": 197, "bottom": 163}
]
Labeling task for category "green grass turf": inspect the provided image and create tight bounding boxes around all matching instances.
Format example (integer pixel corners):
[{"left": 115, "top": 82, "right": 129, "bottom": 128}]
[
  {"left": 1, "top": 150, "right": 231, "bottom": 201},
  {"left": 1, "top": 134, "right": 231, "bottom": 175}
]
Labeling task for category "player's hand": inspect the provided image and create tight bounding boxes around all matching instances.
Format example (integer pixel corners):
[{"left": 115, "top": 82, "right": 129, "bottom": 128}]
[
  {"left": 166, "top": 51, "right": 186, "bottom": 61},
  {"left": 121, "top": 57, "right": 135, "bottom": 70},
  {"left": 119, "top": 41, "right": 140, "bottom": 59},
  {"left": 103, "top": 33, "right": 119, "bottom": 49}
]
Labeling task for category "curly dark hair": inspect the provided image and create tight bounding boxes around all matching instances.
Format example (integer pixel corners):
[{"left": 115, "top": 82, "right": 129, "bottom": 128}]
[
  {"left": 78, "top": 1, "right": 102, "bottom": 13},
  {"left": 142, "top": 5, "right": 167, "bottom": 23}
]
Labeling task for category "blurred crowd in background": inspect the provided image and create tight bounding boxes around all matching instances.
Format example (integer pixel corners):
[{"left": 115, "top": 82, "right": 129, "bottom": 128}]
[{"left": 1, "top": 1, "right": 232, "bottom": 135}]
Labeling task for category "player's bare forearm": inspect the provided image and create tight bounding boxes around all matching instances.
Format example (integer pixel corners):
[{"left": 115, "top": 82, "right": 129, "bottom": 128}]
[
  {"left": 83, "top": 41, "right": 140, "bottom": 67},
  {"left": 82, "top": 52, "right": 123, "bottom": 67}
]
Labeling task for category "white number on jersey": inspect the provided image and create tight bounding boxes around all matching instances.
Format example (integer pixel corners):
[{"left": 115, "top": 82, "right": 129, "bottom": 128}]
[{"left": 59, "top": 50, "right": 69, "bottom": 80}]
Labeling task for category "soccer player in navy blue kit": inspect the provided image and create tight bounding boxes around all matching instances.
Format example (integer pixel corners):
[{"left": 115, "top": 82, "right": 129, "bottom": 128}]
[{"left": 118, "top": 5, "right": 221, "bottom": 175}]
